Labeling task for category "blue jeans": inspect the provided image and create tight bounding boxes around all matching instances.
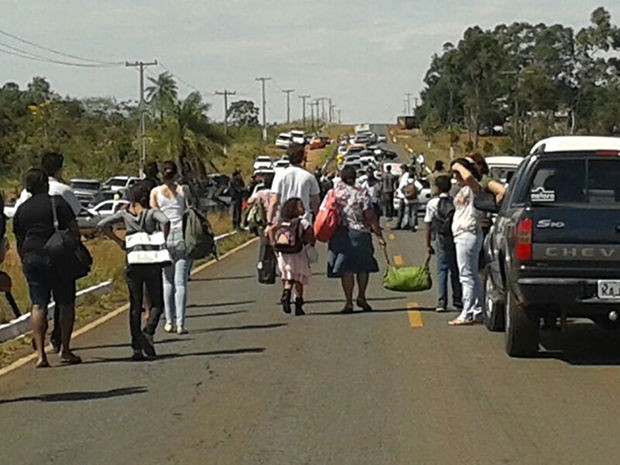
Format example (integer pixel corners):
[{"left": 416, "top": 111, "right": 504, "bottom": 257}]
[
  {"left": 163, "top": 229, "right": 191, "bottom": 328},
  {"left": 434, "top": 236, "right": 462, "bottom": 308},
  {"left": 454, "top": 230, "right": 483, "bottom": 320}
]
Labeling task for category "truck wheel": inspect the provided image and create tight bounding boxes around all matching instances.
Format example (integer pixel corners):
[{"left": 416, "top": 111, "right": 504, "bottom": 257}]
[
  {"left": 505, "top": 288, "right": 539, "bottom": 357},
  {"left": 483, "top": 269, "right": 505, "bottom": 332}
]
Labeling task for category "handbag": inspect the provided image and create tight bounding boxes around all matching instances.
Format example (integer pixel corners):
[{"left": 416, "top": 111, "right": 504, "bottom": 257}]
[
  {"left": 473, "top": 190, "right": 499, "bottom": 213},
  {"left": 382, "top": 248, "right": 432, "bottom": 292},
  {"left": 304, "top": 244, "right": 319, "bottom": 264},
  {"left": 314, "top": 190, "right": 340, "bottom": 242},
  {"left": 257, "top": 238, "right": 276, "bottom": 284},
  {"left": 126, "top": 230, "right": 172, "bottom": 266},
  {"left": 44, "top": 197, "right": 92, "bottom": 279}
]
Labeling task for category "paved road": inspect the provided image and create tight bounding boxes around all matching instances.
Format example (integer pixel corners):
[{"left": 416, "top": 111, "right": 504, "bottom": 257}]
[{"left": 3, "top": 128, "right": 620, "bottom": 464}]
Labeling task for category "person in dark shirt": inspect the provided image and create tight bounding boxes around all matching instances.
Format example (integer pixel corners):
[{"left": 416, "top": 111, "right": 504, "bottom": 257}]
[
  {"left": 13, "top": 169, "right": 82, "bottom": 367},
  {"left": 230, "top": 169, "right": 246, "bottom": 229},
  {"left": 143, "top": 160, "right": 161, "bottom": 193}
]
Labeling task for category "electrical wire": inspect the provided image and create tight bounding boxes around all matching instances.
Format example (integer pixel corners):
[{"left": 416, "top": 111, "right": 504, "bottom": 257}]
[
  {"left": 158, "top": 61, "right": 203, "bottom": 94},
  {"left": 0, "top": 43, "right": 116, "bottom": 68},
  {"left": 0, "top": 28, "right": 124, "bottom": 65}
]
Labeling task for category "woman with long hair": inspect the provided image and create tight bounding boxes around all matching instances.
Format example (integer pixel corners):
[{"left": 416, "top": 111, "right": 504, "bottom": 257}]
[{"left": 150, "top": 160, "right": 192, "bottom": 334}]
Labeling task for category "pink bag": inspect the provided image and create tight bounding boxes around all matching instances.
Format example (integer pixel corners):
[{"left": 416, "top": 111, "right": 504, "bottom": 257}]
[{"left": 314, "top": 190, "right": 340, "bottom": 242}]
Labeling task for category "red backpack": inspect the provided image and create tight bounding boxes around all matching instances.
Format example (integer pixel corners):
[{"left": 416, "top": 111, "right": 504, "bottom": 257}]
[{"left": 314, "top": 190, "right": 340, "bottom": 242}]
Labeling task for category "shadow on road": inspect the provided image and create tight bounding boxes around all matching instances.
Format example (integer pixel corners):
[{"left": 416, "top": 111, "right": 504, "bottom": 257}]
[
  {"left": 304, "top": 296, "right": 403, "bottom": 305},
  {"left": 187, "top": 310, "right": 248, "bottom": 319},
  {"left": 308, "top": 305, "right": 433, "bottom": 316},
  {"left": 190, "top": 274, "right": 254, "bottom": 282},
  {"left": 193, "top": 323, "right": 287, "bottom": 334},
  {"left": 75, "top": 338, "right": 188, "bottom": 351},
  {"left": 80, "top": 348, "right": 266, "bottom": 365},
  {"left": 187, "top": 300, "right": 255, "bottom": 309},
  {"left": 0, "top": 386, "right": 148, "bottom": 404},
  {"left": 539, "top": 322, "right": 620, "bottom": 366}
]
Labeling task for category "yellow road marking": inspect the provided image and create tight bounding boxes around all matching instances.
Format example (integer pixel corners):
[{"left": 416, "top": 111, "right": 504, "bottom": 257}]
[
  {"left": 407, "top": 302, "right": 423, "bottom": 328},
  {"left": 388, "top": 234, "right": 396, "bottom": 241},
  {"left": 393, "top": 255, "right": 403, "bottom": 266}
]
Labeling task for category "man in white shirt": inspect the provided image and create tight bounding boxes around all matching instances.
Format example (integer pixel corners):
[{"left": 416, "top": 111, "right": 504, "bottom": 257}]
[
  {"left": 268, "top": 144, "right": 320, "bottom": 224},
  {"left": 395, "top": 166, "right": 423, "bottom": 231},
  {"left": 15, "top": 152, "right": 82, "bottom": 355}
]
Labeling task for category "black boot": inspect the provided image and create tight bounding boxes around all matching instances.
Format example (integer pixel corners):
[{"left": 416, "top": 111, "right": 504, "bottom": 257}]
[
  {"left": 281, "top": 289, "right": 292, "bottom": 314},
  {"left": 294, "top": 297, "right": 305, "bottom": 316}
]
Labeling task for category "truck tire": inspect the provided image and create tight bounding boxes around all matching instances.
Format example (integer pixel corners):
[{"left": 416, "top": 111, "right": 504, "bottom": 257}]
[
  {"left": 482, "top": 268, "right": 505, "bottom": 332},
  {"left": 505, "top": 287, "right": 539, "bottom": 357}
]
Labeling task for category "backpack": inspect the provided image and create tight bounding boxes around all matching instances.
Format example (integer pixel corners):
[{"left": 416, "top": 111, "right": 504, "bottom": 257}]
[
  {"left": 403, "top": 181, "right": 418, "bottom": 201},
  {"left": 273, "top": 219, "right": 303, "bottom": 254},
  {"left": 183, "top": 207, "right": 217, "bottom": 260},
  {"left": 242, "top": 201, "right": 265, "bottom": 233},
  {"left": 432, "top": 196, "right": 455, "bottom": 237}
]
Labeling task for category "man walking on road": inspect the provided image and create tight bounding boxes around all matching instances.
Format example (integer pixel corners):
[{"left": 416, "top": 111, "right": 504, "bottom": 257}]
[
  {"left": 15, "top": 152, "right": 82, "bottom": 353},
  {"left": 381, "top": 165, "right": 397, "bottom": 219},
  {"left": 267, "top": 144, "right": 320, "bottom": 224}
]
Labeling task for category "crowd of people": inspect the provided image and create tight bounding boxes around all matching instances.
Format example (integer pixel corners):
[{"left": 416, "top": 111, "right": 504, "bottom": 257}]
[{"left": 3, "top": 143, "right": 508, "bottom": 368}]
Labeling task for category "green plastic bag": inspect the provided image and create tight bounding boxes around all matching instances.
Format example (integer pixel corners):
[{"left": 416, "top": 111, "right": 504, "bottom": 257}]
[{"left": 383, "top": 249, "right": 432, "bottom": 292}]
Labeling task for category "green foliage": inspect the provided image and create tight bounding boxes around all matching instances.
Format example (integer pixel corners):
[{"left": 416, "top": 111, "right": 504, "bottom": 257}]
[
  {"left": 227, "top": 100, "right": 259, "bottom": 126},
  {"left": 482, "top": 141, "right": 494, "bottom": 155},
  {"left": 420, "top": 7, "right": 620, "bottom": 148}
]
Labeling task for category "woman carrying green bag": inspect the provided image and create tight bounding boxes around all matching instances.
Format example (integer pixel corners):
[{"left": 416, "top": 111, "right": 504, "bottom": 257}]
[{"left": 326, "top": 166, "right": 386, "bottom": 313}]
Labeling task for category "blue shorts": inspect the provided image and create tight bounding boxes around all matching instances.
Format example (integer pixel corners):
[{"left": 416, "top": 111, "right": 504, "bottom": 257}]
[{"left": 22, "top": 253, "right": 76, "bottom": 308}]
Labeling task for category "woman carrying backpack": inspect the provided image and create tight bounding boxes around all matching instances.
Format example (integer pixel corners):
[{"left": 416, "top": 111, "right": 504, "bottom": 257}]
[
  {"left": 269, "top": 197, "right": 314, "bottom": 315},
  {"left": 98, "top": 182, "right": 170, "bottom": 360}
]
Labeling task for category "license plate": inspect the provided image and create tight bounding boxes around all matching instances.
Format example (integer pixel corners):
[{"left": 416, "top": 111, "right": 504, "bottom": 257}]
[{"left": 597, "top": 280, "right": 620, "bottom": 300}]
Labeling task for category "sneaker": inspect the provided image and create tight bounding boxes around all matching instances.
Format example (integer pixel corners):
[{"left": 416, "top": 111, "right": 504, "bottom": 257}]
[
  {"left": 281, "top": 289, "right": 292, "bottom": 314},
  {"left": 164, "top": 323, "right": 174, "bottom": 333},
  {"left": 130, "top": 350, "right": 146, "bottom": 362},
  {"left": 177, "top": 326, "right": 188, "bottom": 335},
  {"left": 435, "top": 306, "right": 446, "bottom": 313},
  {"left": 141, "top": 332, "right": 156, "bottom": 358}
]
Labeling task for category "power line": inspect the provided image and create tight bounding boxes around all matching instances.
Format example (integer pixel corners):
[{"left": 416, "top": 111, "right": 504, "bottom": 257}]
[
  {"left": 0, "top": 42, "right": 118, "bottom": 68},
  {"left": 157, "top": 61, "right": 203, "bottom": 94},
  {"left": 0, "top": 28, "right": 123, "bottom": 65}
]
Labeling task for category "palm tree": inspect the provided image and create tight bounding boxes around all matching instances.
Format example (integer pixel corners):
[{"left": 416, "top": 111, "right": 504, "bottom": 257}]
[{"left": 145, "top": 72, "right": 178, "bottom": 121}]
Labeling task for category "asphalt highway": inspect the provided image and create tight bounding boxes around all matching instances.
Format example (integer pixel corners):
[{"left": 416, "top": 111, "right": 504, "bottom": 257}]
[{"left": 2, "top": 129, "right": 620, "bottom": 464}]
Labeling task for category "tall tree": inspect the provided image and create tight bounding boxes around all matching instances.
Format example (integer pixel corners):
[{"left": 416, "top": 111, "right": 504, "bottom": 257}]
[{"left": 145, "top": 72, "right": 178, "bottom": 122}]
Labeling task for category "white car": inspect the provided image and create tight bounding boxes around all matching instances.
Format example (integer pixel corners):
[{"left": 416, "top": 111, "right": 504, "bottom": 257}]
[
  {"left": 273, "top": 159, "right": 290, "bottom": 172},
  {"left": 360, "top": 155, "right": 378, "bottom": 169},
  {"left": 290, "top": 130, "right": 305, "bottom": 145},
  {"left": 103, "top": 176, "right": 140, "bottom": 192},
  {"left": 275, "top": 133, "right": 292, "bottom": 149},
  {"left": 377, "top": 134, "right": 387, "bottom": 143},
  {"left": 88, "top": 199, "right": 129, "bottom": 217},
  {"left": 484, "top": 156, "right": 524, "bottom": 185},
  {"left": 253, "top": 156, "right": 273, "bottom": 171}
]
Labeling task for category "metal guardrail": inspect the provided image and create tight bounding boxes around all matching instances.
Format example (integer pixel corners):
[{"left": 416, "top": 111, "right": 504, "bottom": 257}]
[{"left": 0, "top": 231, "right": 238, "bottom": 344}]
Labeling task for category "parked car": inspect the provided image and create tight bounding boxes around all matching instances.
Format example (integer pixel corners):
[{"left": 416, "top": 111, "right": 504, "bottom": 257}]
[
  {"left": 71, "top": 178, "right": 101, "bottom": 207},
  {"left": 102, "top": 176, "right": 140, "bottom": 192},
  {"left": 87, "top": 199, "right": 129, "bottom": 217},
  {"left": 76, "top": 209, "right": 103, "bottom": 238},
  {"left": 377, "top": 134, "right": 387, "bottom": 143},
  {"left": 482, "top": 136, "right": 620, "bottom": 357},
  {"left": 273, "top": 159, "right": 290, "bottom": 172},
  {"left": 275, "top": 133, "right": 292, "bottom": 149},
  {"left": 484, "top": 156, "right": 524, "bottom": 185},
  {"left": 290, "top": 130, "right": 306, "bottom": 145},
  {"left": 253, "top": 156, "right": 273, "bottom": 171},
  {"left": 87, "top": 189, "right": 121, "bottom": 208},
  {"left": 308, "top": 137, "right": 327, "bottom": 150}
]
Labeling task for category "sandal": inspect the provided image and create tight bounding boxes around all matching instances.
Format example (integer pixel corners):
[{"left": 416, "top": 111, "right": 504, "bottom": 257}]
[
  {"left": 35, "top": 359, "right": 50, "bottom": 368},
  {"left": 59, "top": 352, "right": 83, "bottom": 365},
  {"left": 356, "top": 298, "right": 373, "bottom": 312},
  {"left": 448, "top": 318, "right": 474, "bottom": 326}
]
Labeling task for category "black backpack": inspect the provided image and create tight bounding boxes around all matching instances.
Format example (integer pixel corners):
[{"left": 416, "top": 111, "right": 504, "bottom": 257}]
[
  {"left": 273, "top": 219, "right": 303, "bottom": 254},
  {"left": 432, "top": 196, "right": 455, "bottom": 237}
]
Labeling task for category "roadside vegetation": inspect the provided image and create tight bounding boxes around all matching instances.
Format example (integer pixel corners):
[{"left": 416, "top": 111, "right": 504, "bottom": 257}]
[{"left": 416, "top": 7, "right": 620, "bottom": 154}]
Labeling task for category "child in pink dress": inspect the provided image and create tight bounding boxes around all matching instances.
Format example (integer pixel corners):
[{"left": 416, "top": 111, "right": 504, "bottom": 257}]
[{"left": 270, "top": 197, "right": 315, "bottom": 315}]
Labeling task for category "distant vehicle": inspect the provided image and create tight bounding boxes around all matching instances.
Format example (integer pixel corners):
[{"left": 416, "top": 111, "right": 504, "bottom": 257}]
[
  {"left": 484, "top": 156, "right": 524, "bottom": 185},
  {"left": 76, "top": 209, "right": 103, "bottom": 238},
  {"left": 87, "top": 189, "right": 120, "bottom": 209},
  {"left": 290, "top": 130, "right": 306, "bottom": 145},
  {"left": 342, "top": 160, "right": 362, "bottom": 172},
  {"left": 373, "top": 147, "right": 398, "bottom": 160},
  {"left": 103, "top": 176, "right": 140, "bottom": 192},
  {"left": 308, "top": 137, "right": 327, "bottom": 150},
  {"left": 87, "top": 199, "right": 129, "bottom": 217},
  {"left": 381, "top": 162, "right": 404, "bottom": 177},
  {"left": 360, "top": 155, "right": 378, "bottom": 169},
  {"left": 252, "top": 168, "right": 276, "bottom": 187},
  {"left": 275, "top": 133, "right": 292, "bottom": 149},
  {"left": 377, "top": 134, "right": 387, "bottom": 143},
  {"left": 344, "top": 145, "right": 366, "bottom": 157},
  {"left": 354, "top": 123, "right": 370, "bottom": 134},
  {"left": 273, "top": 159, "right": 290, "bottom": 172},
  {"left": 71, "top": 178, "right": 101, "bottom": 207},
  {"left": 253, "top": 156, "right": 273, "bottom": 171}
]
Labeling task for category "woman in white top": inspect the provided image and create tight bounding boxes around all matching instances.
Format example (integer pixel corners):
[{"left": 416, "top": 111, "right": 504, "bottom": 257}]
[
  {"left": 449, "top": 158, "right": 484, "bottom": 326},
  {"left": 150, "top": 160, "right": 191, "bottom": 334}
]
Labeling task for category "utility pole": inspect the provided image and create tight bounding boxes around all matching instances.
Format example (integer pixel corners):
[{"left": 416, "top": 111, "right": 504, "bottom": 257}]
[
  {"left": 299, "top": 94, "right": 310, "bottom": 128},
  {"left": 215, "top": 89, "right": 237, "bottom": 136},
  {"left": 330, "top": 103, "right": 336, "bottom": 124},
  {"left": 312, "top": 99, "right": 320, "bottom": 131},
  {"left": 414, "top": 97, "right": 419, "bottom": 114},
  {"left": 318, "top": 97, "right": 328, "bottom": 123},
  {"left": 405, "top": 92, "right": 412, "bottom": 115},
  {"left": 126, "top": 59, "right": 158, "bottom": 175},
  {"left": 336, "top": 108, "right": 342, "bottom": 124},
  {"left": 308, "top": 102, "right": 315, "bottom": 131},
  {"left": 282, "top": 89, "right": 294, "bottom": 124},
  {"left": 255, "top": 76, "right": 271, "bottom": 141},
  {"left": 328, "top": 98, "right": 333, "bottom": 123}
]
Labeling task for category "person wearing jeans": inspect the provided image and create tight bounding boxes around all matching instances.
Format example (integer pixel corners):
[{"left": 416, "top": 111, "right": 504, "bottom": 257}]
[
  {"left": 151, "top": 160, "right": 192, "bottom": 334},
  {"left": 449, "top": 158, "right": 484, "bottom": 326}
]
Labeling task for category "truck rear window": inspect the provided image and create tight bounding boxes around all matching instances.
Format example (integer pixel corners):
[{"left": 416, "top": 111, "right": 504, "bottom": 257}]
[{"left": 526, "top": 157, "right": 620, "bottom": 205}]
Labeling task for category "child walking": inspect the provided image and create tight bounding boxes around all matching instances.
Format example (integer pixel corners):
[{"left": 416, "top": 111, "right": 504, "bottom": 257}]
[
  {"left": 424, "top": 175, "right": 462, "bottom": 312},
  {"left": 98, "top": 182, "right": 171, "bottom": 360},
  {"left": 270, "top": 197, "right": 315, "bottom": 316}
]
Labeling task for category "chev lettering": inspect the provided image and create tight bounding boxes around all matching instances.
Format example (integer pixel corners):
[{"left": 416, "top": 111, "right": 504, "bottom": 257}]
[{"left": 543, "top": 247, "right": 615, "bottom": 258}]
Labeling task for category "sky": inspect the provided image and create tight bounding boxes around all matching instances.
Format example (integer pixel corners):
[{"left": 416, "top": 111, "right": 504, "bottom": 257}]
[{"left": 1, "top": 1, "right": 618, "bottom": 125}]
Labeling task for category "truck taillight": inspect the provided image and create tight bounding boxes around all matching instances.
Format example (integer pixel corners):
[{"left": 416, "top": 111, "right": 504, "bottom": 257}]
[{"left": 515, "top": 218, "right": 533, "bottom": 261}]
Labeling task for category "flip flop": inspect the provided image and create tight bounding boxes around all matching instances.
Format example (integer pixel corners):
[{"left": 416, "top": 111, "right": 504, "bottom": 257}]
[{"left": 448, "top": 318, "right": 474, "bottom": 326}]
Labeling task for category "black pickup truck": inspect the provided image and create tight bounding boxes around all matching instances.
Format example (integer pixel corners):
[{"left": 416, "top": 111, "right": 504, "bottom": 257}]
[{"left": 482, "top": 136, "right": 620, "bottom": 357}]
